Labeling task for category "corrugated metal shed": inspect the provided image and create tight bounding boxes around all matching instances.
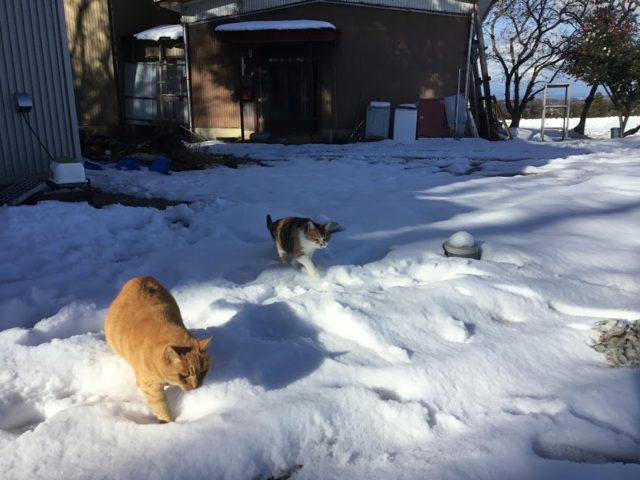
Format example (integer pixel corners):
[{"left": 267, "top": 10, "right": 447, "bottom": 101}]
[
  {"left": 176, "top": 0, "right": 477, "bottom": 23},
  {"left": 0, "top": 0, "right": 81, "bottom": 181}
]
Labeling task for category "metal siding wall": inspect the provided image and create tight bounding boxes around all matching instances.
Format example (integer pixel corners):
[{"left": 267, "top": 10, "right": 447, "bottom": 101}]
[{"left": 0, "top": 0, "right": 81, "bottom": 179}]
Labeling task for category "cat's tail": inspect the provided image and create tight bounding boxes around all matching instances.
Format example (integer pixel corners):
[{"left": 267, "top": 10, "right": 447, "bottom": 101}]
[{"left": 266, "top": 214, "right": 275, "bottom": 239}]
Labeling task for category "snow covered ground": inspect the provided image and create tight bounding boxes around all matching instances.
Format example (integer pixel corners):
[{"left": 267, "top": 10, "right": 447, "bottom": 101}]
[
  {"left": 1, "top": 121, "right": 639, "bottom": 479},
  {"left": 519, "top": 115, "right": 640, "bottom": 139}
]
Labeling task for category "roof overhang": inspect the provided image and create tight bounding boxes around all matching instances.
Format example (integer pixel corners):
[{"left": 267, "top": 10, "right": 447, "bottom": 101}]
[
  {"left": 133, "top": 24, "right": 184, "bottom": 42},
  {"left": 154, "top": 0, "right": 192, "bottom": 10},
  {"left": 215, "top": 20, "right": 339, "bottom": 43},
  {"left": 155, "top": 1, "right": 497, "bottom": 24}
]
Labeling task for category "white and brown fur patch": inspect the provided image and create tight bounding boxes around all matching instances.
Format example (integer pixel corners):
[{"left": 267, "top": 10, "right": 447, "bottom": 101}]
[{"left": 267, "top": 215, "right": 332, "bottom": 276}]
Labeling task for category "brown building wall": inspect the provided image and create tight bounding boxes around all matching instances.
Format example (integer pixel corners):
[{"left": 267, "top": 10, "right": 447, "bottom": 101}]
[
  {"left": 64, "top": 0, "right": 179, "bottom": 132},
  {"left": 188, "top": 3, "right": 470, "bottom": 139},
  {"left": 188, "top": 25, "right": 243, "bottom": 133},
  {"left": 64, "top": 0, "right": 119, "bottom": 129}
]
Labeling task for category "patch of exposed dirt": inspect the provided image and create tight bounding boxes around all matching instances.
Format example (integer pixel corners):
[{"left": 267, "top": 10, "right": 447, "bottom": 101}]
[
  {"left": 81, "top": 128, "right": 268, "bottom": 172},
  {"left": 27, "top": 186, "right": 190, "bottom": 210},
  {"left": 89, "top": 189, "right": 190, "bottom": 209},
  {"left": 168, "top": 151, "right": 268, "bottom": 171},
  {"left": 48, "top": 128, "right": 268, "bottom": 209}
]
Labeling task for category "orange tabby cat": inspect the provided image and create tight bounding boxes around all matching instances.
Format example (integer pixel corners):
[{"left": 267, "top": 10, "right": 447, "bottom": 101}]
[{"left": 104, "top": 276, "right": 211, "bottom": 423}]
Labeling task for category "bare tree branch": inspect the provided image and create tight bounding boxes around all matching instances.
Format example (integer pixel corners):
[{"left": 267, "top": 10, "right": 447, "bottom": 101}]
[{"left": 485, "top": 0, "right": 587, "bottom": 127}]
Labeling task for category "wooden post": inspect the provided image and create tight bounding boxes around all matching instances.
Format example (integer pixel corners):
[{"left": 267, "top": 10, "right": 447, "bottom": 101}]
[
  {"left": 493, "top": 96, "right": 513, "bottom": 140},
  {"left": 470, "top": 46, "right": 485, "bottom": 137},
  {"left": 453, "top": 69, "right": 461, "bottom": 139},
  {"left": 463, "top": 11, "right": 475, "bottom": 136},
  {"left": 473, "top": 3, "right": 498, "bottom": 140},
  {"left": 240, "top": 99, "right": 245, "bottom": 141},
  {"left": 308, "top": 42, "right": 314, "bottom": 137}
]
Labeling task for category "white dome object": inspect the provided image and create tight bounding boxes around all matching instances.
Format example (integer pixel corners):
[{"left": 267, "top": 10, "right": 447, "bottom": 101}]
[
  {"left": 442, "top": 231, "right": 481, "bottom": 260},
  {"left": 447, "top": 231, "right": 475, "bottom": 248}
]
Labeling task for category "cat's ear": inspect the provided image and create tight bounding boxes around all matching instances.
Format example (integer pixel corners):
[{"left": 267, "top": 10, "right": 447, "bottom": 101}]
[
  {"left": 321, "top": 222, "right": 333, "bottom": 234},
  {"left": 306, "top": 221, "right": 316, "bottom": 232},
  {"left": 163, "top": 346, "right": 182, "bottom": 364},
  {"left": 198, "top": 336, "right": 212, "bottom": 351}
]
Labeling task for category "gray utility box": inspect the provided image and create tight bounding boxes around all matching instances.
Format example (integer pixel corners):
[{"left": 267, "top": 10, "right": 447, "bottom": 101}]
[{"left": 365, "top": 101, "right": 391, "bottom": 139}]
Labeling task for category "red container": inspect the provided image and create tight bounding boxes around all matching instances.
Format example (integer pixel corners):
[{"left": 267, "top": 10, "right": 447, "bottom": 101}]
[{"left": 417, "top": 98, "right": 447, "bottom": 138}]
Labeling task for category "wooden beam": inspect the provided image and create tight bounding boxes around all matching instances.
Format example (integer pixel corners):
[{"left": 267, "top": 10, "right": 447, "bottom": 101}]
[{"left": 473, "top": 5, "right": 499, "bottom": 140}]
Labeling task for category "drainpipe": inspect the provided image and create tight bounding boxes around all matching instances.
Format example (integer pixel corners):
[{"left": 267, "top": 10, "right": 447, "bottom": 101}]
[
  {"left": 463, "top": 5, "right": 474, "bottom": 106},
  {"left": 107, "top": 0, "right": 123, "bottom": 132},
  {"left": 182, "top": 22, "right": 194, "bottom": 132}
]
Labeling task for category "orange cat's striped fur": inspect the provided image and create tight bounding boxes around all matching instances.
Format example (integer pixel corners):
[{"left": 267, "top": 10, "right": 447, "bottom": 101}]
[{"left": 104, "top": 276, "right": 211, "bottom": 423}]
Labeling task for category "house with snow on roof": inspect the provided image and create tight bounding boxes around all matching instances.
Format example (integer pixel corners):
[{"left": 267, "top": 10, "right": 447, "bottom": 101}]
[{"left": 154, "top": 0, "right": 495, "bottom": 142}]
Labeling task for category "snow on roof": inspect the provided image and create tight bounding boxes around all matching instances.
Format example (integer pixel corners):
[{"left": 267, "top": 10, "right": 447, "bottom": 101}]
[
  {"left": 133, "top": 24, "right": 183, "bottom": 41},
  {"left": 215, "top": 20, "right": 336, "bottom": 32}
]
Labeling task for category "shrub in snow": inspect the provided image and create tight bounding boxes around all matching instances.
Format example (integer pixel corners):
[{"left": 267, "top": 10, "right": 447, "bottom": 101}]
[{"left": 591, "top": 319, "right": 640, "bottom": 367}]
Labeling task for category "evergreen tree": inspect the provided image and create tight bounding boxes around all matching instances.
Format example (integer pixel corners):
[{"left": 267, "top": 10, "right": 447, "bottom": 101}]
[{"left": 563, "top": 3, "right": 640, "bottom": 134}]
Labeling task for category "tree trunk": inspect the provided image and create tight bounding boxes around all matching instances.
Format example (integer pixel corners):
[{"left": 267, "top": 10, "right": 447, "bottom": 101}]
[
  {"left": 509, "top": 110, "right": 522, "bottom": 128},
  {"left": 572, "top": 84, "right": 598, "bottom": 135},
  {"left": 620, "top": 106, "right": 631, "bottom": 132}
]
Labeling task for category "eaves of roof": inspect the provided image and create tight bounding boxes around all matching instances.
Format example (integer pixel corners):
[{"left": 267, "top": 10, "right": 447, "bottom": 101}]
[{"left": 154, "top": 0, "right": 494, "bottom": 24}]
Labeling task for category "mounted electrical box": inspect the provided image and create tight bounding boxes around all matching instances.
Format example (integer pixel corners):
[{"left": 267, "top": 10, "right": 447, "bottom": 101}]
[{"left": 14, "top": 92, "right": 33, "bottom": 113}]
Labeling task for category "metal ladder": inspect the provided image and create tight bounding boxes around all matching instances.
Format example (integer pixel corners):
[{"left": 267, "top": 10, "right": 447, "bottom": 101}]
[{"left": 541, "top": 83, "right": 571, "bottom": 141}]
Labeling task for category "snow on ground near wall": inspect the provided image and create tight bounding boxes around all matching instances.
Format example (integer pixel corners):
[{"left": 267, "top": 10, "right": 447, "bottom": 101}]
[
  {"left": 519, "top": 115, "right": 640, "bottom": 139},
  {"left": 1, "top": 132, "right": 640, "bottom": 479}
]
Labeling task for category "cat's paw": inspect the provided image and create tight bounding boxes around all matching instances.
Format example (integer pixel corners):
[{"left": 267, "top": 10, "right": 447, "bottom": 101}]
[{"left": 155, "top": 411, "right": 174, "bottom": 423}]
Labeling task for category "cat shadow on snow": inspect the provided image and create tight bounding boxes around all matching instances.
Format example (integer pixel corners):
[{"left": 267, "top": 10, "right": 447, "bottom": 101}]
[{"left": 192, "top": 301, "right": 336, "bottom": 391}]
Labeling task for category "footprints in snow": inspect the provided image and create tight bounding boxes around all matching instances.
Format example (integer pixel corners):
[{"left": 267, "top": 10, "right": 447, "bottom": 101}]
[
  {"left": 367, "top": 386, "right": 465, "bottom": 434},
  {"left": 0, "top": 395, "right": 45, "bottom": 435},
  {"left": 532, "top": 439, "right": 640, "bottom": 465},
  {"left": 310, "top": 300, "right": 411, "bottom": 364},
  {"left": 505, "top": 395, "right": 640, "bottom": 465}
]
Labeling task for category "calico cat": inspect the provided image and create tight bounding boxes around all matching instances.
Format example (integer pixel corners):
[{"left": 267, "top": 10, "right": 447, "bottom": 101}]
[
  {"left": 104, "top": 276, "right": 211, "bottom": 423},
  {"left": 267, "top": 214, "right": 332, "bottom": 276}
]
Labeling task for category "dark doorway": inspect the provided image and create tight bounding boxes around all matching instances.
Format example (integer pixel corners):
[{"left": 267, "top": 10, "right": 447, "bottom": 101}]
[{"left": 252, "top": 45, "right": 318, "bottom": 135}]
